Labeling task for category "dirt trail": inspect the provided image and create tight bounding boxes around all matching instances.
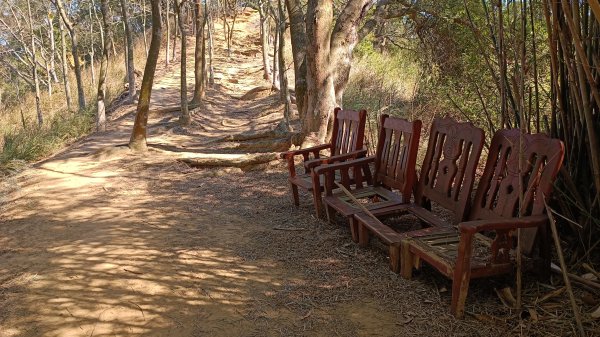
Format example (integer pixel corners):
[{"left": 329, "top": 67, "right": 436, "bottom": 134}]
[{"left": 0, "top": 10, "right": 558, "bottom": 337}]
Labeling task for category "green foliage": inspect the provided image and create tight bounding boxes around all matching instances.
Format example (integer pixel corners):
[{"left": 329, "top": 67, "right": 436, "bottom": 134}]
[
  {"left": 0, "top": 108, "right": 94, "bottom": 175},
  {"left": 345, "top": 37, "right": 420, "bottom": 119}
]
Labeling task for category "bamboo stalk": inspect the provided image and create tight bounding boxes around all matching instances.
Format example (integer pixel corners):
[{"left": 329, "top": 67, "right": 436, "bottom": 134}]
[{"left": 545, "top": 197, "right": 586, "bottom": 337}]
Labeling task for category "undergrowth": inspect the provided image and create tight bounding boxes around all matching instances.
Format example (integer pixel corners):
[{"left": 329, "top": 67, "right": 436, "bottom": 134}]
[
  {"left": 0, "top": 107, "right": 94, "bottom": 175},
  {"left": 0, "top": 38, "right": 148, "bottom": 176}
]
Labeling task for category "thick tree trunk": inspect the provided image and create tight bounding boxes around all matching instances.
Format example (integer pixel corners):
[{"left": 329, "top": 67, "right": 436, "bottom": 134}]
[
  {"left": 97, "top": 0, "right": 111, "bottom": 131},
  {"left": 191, "top": 0, "right": 205, "bottom": 103},
  {"left": 27, "top": 0, "right": 42, "bottom": 126},
  {"left": 303, "top": 0, "right": 335, "bottom": 144},
  {"left": 58, "top": 18, "right": 72, "bottom": 112},
  {"left": 54, "top": 0, "right": 86, "bottom": 110},
  {"left": 176, "top": 0, "right": 190, "bottom": 125},
  {"left": 330, "top": 0, "right": 373, "bottom": 105},
  {"left": 129, "top": 0, "right": 162, "bottom": 151},
  {"left": 121, "top": 0, "right": 136, "bottom": 98},
  {"left": 285, "top": 0, "right": 307, "bottom": 120}
]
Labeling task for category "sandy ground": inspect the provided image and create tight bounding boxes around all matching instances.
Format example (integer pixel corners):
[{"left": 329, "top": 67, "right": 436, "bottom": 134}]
[{"left": 0, "top": 9, "right": 594, "bottom": 337}]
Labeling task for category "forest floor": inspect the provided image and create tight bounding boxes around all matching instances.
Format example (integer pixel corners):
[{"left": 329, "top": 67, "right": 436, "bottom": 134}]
[{"left": 0, "top": 9, "right": 589, "bottom": 337}]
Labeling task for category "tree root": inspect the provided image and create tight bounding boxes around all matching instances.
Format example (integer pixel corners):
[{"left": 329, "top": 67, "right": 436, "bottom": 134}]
[{"left": 178, "top": 152, "right": 279, "bottom": 170}]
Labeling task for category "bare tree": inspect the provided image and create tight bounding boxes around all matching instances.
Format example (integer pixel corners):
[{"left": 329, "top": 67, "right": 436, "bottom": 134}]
[
  {"left": 165, "top": 0, "right": 171, "bottom": 65},
  {"left": 257, "top": 0, "right": 271, "bottom": 81},
  {"left": 97, "top": 0, "right": 111, "bottom": 132},
  {"left": 121, "top": 0, "right": 136, "bottom": 99},
  {"left": 58, "top": 16, "right": 72, "bottom": 112},
  {"left": 129, "top": 0, "right": 163, "bottom": 151},
  {"left": 175, "top": 0, "right": 190, "bottom": 125},
  {"left": 26, "top": 0, "right": 42, "bottom": 125},
  {"left": 191, "top": 0, "right": 206, "bottom": 103},
  {"left": 53, "top": 0, "right": 86, "bottom": 110},
  {"left": 277, "top": 0, "right": 290, "bottom": 127}
]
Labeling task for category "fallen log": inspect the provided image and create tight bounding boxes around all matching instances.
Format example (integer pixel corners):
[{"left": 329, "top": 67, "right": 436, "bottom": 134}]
[{"left": 178, "top": 152, "right": 279, "bottom": 169}]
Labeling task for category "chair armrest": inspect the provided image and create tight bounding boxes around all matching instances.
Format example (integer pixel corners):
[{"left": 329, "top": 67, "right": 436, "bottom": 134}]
[
  {"left": 279, "top": 143, "right": 332, "bottom": 160},
  {"left": 458, "top": 215, "right": 549, "bottom": 234},
  {"left": 304, "top": 149, "right": 368, "bottom": 170},
  {"left": 314, "top": 156, "right": 376, "bottom": 176}
]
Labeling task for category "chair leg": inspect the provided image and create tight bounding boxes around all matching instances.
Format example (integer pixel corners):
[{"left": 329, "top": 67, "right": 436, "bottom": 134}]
[
  {"left": 358, "top": 223, "right": 369, "bottom": 247},
  {"left": 325, "top": 205, "right": 336, "bottom": 224},
  {"left": 349, "top": 217, "right": 359, "bottom": 243},
  {"left": 400, "top": 241, "right": 414, "bottom": 279},
  {"left": 289, "top": 182, "right": 299, "bottom": 207},
  {"left": 312, "top": 189, "right": 323, "bottom": 218},
  {"left": 450, "top": 234, "right": 473, "bottom": 318},
  {"left": 389, "top": 244, "right": 400, "bottom": 273},
  {"left": 536, "top": 223, "right": 551, "bottom": 282}
]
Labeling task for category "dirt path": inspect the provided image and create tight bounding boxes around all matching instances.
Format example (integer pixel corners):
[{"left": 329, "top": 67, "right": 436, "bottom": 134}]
[{"left": 0, "top": 10, "right": 570, "bottom": 337}]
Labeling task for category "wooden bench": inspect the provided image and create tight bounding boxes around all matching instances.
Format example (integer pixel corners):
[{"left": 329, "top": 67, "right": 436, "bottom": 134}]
[
  {"left": 353, "top": 117, "right": 485, "bottom": 272},
  {"left": 401, "top": 129, "right": 565, "bottom": 318},
  {"left": 315, "top": 114, "right": 422, "bottom": 238},
  {"left": 280, "top": 108, "right": 367, "bottom": 217}
]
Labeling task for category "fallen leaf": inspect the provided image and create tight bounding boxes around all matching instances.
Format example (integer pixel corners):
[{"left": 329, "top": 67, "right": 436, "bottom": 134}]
[{"left": 582, "top": 293, "right": 598, "bottom": 306}]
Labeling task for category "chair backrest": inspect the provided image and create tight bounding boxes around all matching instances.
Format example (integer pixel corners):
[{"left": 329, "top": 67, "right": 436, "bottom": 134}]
[
  {"left": 373, "top": 114, "right": 422, "bottom": 197},
  {"left": 331, "top": 107, "right": 367, "bottom": 156},
  {"left": 415, "top": 117, "right": 485, "bottom": 224},
  {"left": 469, "top": 130, "right": 564, "bottom": 236}
]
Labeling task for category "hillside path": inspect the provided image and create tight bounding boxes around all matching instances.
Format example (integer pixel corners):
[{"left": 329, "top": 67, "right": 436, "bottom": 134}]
[{"left": 0, "top": 9, "right": 514, "bottom": 337}]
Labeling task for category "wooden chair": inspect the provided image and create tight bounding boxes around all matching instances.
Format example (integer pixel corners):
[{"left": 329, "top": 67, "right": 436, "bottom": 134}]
[
  {"left": 353, "top": 117, "right": 485, "bottom": 272},
  {"left": 400, "top": 129, "right": 565, "bottom": 318},
  {"left": 280, "top": 108, "right": 367, "bottom": 217},
  {"left": 314, "top": 114, "right": 422, "bottom": 237}
]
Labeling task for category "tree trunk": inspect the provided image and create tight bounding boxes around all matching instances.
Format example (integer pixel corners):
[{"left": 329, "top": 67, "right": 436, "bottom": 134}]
[
  {"left": 191, "top": 0, "right": 205, "bottom": 103},
  {"left": 303, "top": 0, "right": 335, "bottom": 143},
  {"left": 130, "top": 0, "right": 163, "bottom": 151},
  {"left": 172, "top": 10, "right": 178, "bottom": 61},
  {"left": 278, "top": 0, "right": 291, "bottom": 127},
  {"left": 272, "top": 19, "right": 280, "bottom": 90},
  {"left": 142, "top": 0, "right": 148, "bottom": 56},
  {"left": 97, "top": 0, "right": 111, "bottom": 132},
  {"left": 258, "top": 1, "right": 271, "bottom": 81},
  {"left": 285, "top": 0, "right": 307, "bottom": 120},
  {"left": 329, "top": 0, "right": 372, "bottom": 106},
  {"left": 206, "top": 0, "right": 214, "bottom": 85},
  {"left": 89, "top": 4, "right": 96, "bottom": 89},
  {"left": 47, "top": 13, "right": 58, "bottom": 84},
  {"left": 58, "top": 17, "right": 72, "bottom": 112},
  {"left": 176, "top": 0, "right": 190, "bottom": 125},
  {"left": 121, "top": 0, "right": 136, "bottom": 98},
  {"left": 165, "top": 0, "right": 171, "bottom": 65},
  {"left": 27, "top": 0, "right": 43, "bottom": 126},
  {"left": 54, "top": 0, "right": 86, "bottom": 110}
]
